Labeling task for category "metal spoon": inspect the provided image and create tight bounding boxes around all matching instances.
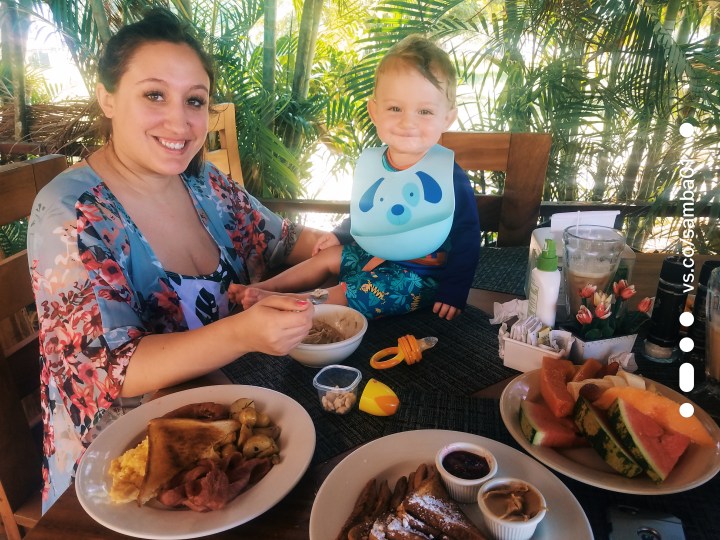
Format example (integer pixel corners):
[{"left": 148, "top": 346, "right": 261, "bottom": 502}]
[{"left": 308, "top": 288, "right": 329, "bottom": 305}]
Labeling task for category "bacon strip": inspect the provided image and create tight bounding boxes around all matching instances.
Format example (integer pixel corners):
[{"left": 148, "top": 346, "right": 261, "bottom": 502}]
[{"left": 156, "top": 452, "right": 273, "bottom": 511}]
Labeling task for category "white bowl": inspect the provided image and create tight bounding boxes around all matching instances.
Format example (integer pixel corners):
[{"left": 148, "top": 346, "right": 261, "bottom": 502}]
[
  {"left": 288, "top": 304, "right": 368, "bottom": 367},
  {"left": 477, "top": 477, "right": 547, "bottom": 540},
  {"left": 435, "top": 442, "right": 497, "bottom": 503}
]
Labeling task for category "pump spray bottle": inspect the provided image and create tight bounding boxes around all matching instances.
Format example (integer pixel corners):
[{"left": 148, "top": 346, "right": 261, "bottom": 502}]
[{"left": 527, "top": 239, "right": 561, "bottom": 327}]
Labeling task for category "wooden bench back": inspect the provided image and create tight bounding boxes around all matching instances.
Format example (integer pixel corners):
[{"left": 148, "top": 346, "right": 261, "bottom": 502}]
[
  {"left": 438, "top": 132, "right": 552, "bottom": 246},
  {"left": 0, "top": 154, "right": 68, "bottom": 540},
  {"left": 207, "top": 103, "right": 244, "bottom": 185},
  {"left": 0, "top": 155, "right": 66, "bottom": 326}
]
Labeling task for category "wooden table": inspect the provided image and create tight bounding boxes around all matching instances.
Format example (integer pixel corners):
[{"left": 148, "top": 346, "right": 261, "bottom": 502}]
[{"left": 24, "top": 251, "right": 718, "bottom": 540}]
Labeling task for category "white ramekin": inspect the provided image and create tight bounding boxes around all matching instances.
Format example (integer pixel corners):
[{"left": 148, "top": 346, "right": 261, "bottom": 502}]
[
  {"left": 435, "top": 441, "right": 498, "bottom": 503},
  {"left": 477, "top": 477, "right": 547, "bottom": 540}
]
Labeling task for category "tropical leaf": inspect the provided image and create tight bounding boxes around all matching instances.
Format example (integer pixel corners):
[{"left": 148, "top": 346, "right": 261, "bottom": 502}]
[{"left": 0, "top": 221, "right": 28, "bottom": 257}]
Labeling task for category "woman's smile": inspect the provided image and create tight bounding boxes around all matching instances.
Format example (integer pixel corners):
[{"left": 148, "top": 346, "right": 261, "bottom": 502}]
[{"left": 156, "top": 137, "right": 188, "bottom": 151}]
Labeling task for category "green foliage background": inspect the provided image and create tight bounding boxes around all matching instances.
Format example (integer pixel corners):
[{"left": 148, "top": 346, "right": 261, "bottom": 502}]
[{"left": 3, "top": 0, "right": 719, "bottom": 254}]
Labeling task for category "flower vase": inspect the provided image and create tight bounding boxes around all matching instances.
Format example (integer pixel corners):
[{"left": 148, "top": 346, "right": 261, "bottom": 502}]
[{"left": 570, "top": 333, "right": 638, "bottom": 364}]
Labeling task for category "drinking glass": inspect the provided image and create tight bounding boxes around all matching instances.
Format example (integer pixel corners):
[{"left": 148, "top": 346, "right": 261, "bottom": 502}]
[
  {"left": 563, "top": 225, "right": 625, "bottom": 318},
  {"left": 691, "top": 266, "right": 720, "bottom": 420},
  {"left": 705, "top": 267, "right": 720, "bottom": 384}
]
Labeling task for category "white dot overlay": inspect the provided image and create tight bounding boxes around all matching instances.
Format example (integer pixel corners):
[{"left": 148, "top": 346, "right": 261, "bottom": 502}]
[
  {"left": 679, "top": 402, "right": 695, "bottom": 418},
  {"left": 679, "top": 311, "right": 694, "bottom": 327},
  {"left": 679, "top": 122, "right": 695, "bottom": 138},
  {"left": 679, "top": 362, "right": 694, "bottom": 392},
  {"left": 679, "top": 337, "right": 694, "bottom": 352}
]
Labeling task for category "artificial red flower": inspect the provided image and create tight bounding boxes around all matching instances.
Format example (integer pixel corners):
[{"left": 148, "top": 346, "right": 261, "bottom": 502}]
[
  {"left": 613, "top": 280, "right": 637, "bottom": 300},
  {"left": 579, "top": 284, "right": 597, "bottom": 298},
  {"left": 573, "top": 281, "right": 649, "bottom": 340},
  {"left": 576, "top": 305, "right": 593, "bottom": 325},
  {"left": 595, "top": 301, "right": 612, "bottom": 320},
  {"left": 612, "top": 279, "right": 627, "bottom": 295},
  {"left": 637, "top": 297, "right": 653, "bottom": 314}
]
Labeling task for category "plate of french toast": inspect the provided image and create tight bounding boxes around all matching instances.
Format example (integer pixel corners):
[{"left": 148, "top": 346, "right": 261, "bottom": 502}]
[
  {"left": 311, "top": 429, "right": 592, "bottom": 540},
  {"left": 500, "top": 361, "right": 720, "bottom": 495},
  {"left": 75, "top": 385, "right": 315, "bottom": 539}
]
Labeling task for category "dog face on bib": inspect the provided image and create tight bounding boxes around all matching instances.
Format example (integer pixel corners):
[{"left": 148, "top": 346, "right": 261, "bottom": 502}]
[
  {"left": 358, "top": 170, "right": 443, "bottom": 227},
  {"left": 350, "top": 145, "right": 455, "bottom": 261}
]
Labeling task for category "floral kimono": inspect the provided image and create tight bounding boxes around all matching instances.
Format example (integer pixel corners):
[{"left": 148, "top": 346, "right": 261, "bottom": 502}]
[{"left": 27, "top": 162, "right": 298, "bottom": 512}]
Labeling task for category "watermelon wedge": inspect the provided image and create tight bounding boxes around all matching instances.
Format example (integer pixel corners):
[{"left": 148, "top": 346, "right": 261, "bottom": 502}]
[
  {"left": 519, "top": 400, "right": 587, "bottom": 448},
  {"left": 608, "top": 398, "right": 691, "bottom": 483},
  {"left": 573, "top": 396, "right": 643, "bottom": 478},
  {"left": 594, "top": 387, "right": 715, "bottom": 446}
]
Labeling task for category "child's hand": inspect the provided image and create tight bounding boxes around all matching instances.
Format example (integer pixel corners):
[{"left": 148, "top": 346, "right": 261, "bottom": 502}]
[
  {"left": 228, "top": 283, "right": 245, "bottom": 304},
  {"left": 433, "top": 302, "right": 461, "bottom": 320},
  {"left": 312, "top": 233, "right": 340, "bottom": 256}
]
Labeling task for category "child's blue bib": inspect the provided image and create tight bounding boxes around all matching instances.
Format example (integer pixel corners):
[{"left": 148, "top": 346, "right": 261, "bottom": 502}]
[{"left": 350, "top": 144, "right": 455, "bottom": 261}]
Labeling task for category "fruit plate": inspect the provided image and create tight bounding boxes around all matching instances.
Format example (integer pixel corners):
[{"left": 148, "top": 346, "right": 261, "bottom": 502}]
[
  {"left": 75, "top": 385, "right": 315, "bottom": 539},
  {"left": 309, "top": 429, "right": 592, "bottom": 540},
  {"left": 500, "top": 370, "right": 720, "bottom": 495}
]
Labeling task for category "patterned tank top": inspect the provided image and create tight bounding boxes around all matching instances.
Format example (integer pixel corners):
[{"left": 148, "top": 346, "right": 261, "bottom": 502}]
[{"left": 165, "top": 251, "right": 240, "bottom": 330}]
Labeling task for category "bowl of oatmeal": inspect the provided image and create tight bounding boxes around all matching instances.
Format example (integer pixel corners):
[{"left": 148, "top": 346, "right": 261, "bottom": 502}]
[{"left": 288, "top": 304, "right": 368, "bottom": 367}]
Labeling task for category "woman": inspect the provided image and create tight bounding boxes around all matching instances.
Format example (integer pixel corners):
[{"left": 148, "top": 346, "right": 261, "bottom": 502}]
[{"left": 27, "top": 8, "right": 322, "bottom": 512}]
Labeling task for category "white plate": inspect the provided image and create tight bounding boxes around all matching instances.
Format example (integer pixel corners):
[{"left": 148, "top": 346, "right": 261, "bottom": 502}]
[
  {"left": 76, "top": 385, "right": 315, "bottom": 539},
  {"left": 309, "top": 429, "right": 591, "bottom": 540},
  {"left": 500, "top": 370, "right": 720, "bottom": 495}
]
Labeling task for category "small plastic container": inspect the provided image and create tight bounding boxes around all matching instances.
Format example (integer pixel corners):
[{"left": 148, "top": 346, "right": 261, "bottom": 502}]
[
  {"left": 312, "top": 365, "right": 362, "bottom": 415},
  {"left": 435, "top": 442, "right": 497, "bottom": 503},
  {"left": 477, "top": 477, "right": 547, "bottom": 540}
]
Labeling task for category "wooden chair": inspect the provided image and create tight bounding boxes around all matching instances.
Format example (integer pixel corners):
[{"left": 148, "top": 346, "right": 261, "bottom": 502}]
[
  {"left": 0, "top": 154, "right": 68, "bottom": 540},
  {"left": 207, "top": 103, "right": 244, "bottom": 186},
  {"left": 259, "top": 131, "right": 552, "bottom": 247},
  {"left": 438, "top": 131, "right": 552, "bottom": 246}
]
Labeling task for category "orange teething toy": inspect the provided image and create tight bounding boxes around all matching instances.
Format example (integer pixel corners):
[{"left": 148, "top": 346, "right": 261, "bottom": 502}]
[{"left": 369, "top": 335, "right": 438, "bottom": 369}]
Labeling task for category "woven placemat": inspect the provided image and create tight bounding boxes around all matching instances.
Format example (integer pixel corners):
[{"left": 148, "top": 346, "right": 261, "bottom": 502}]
[
  {"left": 221, "top": 357, "right": 387, "bottom": 464},
  {"left": 382, "top": 390, "right": 514, "bottom": 446},
  {"left": 221, "top": 305, "right": 517, "bottom": 462},
  {"left": 385, "top": 390, "right": 720, "bottom": 540},
  {"left": 472, "top": 246, "right": 529, "bottom": 295}
]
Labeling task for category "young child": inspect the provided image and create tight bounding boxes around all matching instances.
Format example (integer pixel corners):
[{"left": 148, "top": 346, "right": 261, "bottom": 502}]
[{"left": 232, "top": 35, "right": 480, "bottom": 320}]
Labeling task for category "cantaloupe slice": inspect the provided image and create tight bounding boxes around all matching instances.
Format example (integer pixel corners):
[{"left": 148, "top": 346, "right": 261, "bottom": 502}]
[{"left": 593, "top": 387, "right": 716, "bottom": 446}]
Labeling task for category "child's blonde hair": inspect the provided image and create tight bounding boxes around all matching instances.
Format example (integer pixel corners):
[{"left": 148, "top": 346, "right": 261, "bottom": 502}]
[{"left": 373, "top": 34, "right": 457, "bottom": 107}]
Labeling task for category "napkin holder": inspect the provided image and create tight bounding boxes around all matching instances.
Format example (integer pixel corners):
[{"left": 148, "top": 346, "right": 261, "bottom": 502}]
[
  {"left": 502, "top": 336, "right": 563, "bottom": 372},
  {"left": 498, "top": 316, "right": 574, "bottom": 372}
]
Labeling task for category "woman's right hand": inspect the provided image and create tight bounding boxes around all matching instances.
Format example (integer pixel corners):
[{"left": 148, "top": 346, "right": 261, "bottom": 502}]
[{"left": 236, "top": 296, "right": 314, "bottom": 356}]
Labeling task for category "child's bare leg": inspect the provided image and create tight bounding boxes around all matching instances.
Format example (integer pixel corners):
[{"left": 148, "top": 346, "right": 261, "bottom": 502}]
[
  {"left": 261, "top": 245, "right": 342, "bottom": 292},
  {"left": 230, "top": 282, "right": 348, "bottom": 311}
]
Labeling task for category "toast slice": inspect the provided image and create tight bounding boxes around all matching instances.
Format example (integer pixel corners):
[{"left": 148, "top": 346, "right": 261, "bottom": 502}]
[
  {"left": 401, "top": 466, "right": 486, "bottom": 540},
  {"left": 137, "top": 418, "right": 240, "bottom": 505}
]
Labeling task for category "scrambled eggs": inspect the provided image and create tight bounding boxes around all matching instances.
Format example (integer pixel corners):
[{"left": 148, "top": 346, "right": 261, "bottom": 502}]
[{"left": 108, "top": 437, "right": 149, "bottom": 503}]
